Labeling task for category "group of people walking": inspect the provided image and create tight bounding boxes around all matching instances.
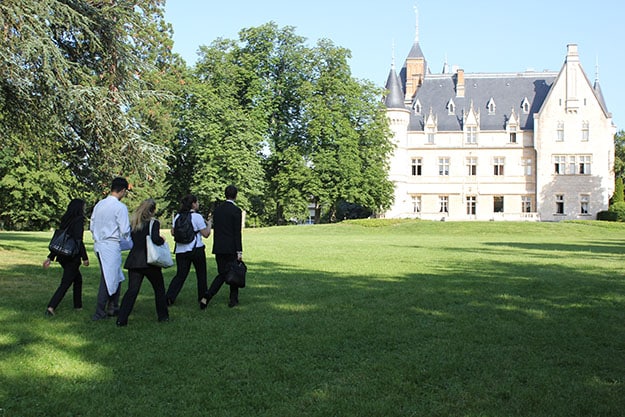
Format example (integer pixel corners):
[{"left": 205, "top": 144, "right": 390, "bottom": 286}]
[{"left": 42, "top": 177, "right": 244, "bottom": 326}]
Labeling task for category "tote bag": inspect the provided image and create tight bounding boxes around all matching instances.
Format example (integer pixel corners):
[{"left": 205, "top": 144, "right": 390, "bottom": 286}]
[
  {"left": 146, "top": 220, "right": 174, "bottom": 268},
  {"left": 49, "top": 228, "right": 80, "bottom": 257}
]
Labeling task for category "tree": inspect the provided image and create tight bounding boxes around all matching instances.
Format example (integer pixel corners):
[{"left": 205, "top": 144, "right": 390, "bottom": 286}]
[
  {"left": 172, "top": 23, "right": 395, "bottom": 226},
  {"left": 302, "top": 39, "right": 394, "bottom": 222},
  {"left": 613, "top": 177, "right": 624, "bottom": 204},
  {"left": 614, "top": 130, "right": 625, "bottom": 180},
  {"left": 0, "top": 0, "right": 177, "bottom": 229},
  {"left": 168, "top": 38, "right": 266, "bottom": 217}
]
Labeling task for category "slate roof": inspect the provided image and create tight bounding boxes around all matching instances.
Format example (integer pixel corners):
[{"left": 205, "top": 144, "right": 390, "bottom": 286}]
[
  {"left": 593, "top": 80, "right": 609, "bottom": 116},
  {"left": 407, "top": 72, "right": 557, "bottom": 132},
  {"left": 384, "top": 67, "right": 406, "bottom": 109}
]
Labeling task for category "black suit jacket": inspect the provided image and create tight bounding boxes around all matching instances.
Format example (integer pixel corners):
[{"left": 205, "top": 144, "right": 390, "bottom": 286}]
[
  {"left": 212, "top": 201, "right": 242, "bottom": 255},
  {"left": 124, "top": 220, "right": 165, "bottom": 269}
]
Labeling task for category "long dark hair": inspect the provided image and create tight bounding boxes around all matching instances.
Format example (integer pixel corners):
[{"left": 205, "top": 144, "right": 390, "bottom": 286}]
[
  {"left": 179, "top": 194, "right": 197, "bottom": 212},
  {"left": 59, "top": 199, "right": 86, "bottom": 229}
]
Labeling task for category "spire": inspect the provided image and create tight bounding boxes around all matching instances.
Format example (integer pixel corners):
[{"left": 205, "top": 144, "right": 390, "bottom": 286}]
[
  {"left": 593, "top": 55, "right": 609, "bottom": 114},
  {"left": 384, "top": 66, "right": 406, "bottom": 109},
  {"left": 414, "top": 5, "right": 419, "bottom": 43}
]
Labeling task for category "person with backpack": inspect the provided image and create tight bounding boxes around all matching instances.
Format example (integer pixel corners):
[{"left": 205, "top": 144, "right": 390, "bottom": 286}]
[{"left": 165, "top": 194, "right": 211, "bottom": 307}]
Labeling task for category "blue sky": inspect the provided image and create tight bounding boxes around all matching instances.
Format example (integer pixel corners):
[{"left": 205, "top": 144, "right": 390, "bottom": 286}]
[{"left": 165, "top": 0, "right": 624, "bottom": 130}]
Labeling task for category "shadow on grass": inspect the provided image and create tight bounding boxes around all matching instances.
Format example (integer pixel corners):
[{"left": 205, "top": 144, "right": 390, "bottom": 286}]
[
  {"left": 483, "top": 239, "right": 625, "bottom": 255},
  {"left": 1, "top": 240, "right": 624, "bottom": 416}
]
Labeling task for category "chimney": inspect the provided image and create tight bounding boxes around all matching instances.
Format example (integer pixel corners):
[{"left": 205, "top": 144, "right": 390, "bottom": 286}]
[{"left": 456, "top": 69, "right": 465, "bottom": 98}]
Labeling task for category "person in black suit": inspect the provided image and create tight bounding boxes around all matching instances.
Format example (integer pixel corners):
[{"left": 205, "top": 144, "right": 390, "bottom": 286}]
[{"left": 200, "top": 185, "right": 243, "bottom": 309}]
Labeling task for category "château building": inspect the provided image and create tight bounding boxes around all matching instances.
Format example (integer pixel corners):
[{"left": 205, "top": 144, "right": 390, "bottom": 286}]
[{"left": 383, "top": 29, "right": 615, "bottom": 221}]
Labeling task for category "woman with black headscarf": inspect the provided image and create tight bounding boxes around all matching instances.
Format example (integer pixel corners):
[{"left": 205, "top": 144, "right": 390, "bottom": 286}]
[{"left": 43, "top": 199, "right": 90, "bottom": 316}]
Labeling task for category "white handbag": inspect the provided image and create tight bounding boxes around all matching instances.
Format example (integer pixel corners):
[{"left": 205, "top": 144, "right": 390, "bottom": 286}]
[{"left": 146, "top": 219, "right": 174, "bottom": 268}]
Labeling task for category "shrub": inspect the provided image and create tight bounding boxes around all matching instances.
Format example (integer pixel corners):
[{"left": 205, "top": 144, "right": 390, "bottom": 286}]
[
  {"left": 597, "top": 210, "right": 618, "bottom": 221},
  {"left": 608, "top": 201, "right": 625, "bottom": 221}
]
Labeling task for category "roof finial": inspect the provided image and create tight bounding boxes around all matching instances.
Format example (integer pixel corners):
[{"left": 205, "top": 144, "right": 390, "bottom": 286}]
[
  {"left": 391, "top": 39, "right": 396, "bottom": 70},
  {"left": 595, "top": 55, "right": 600, "bottom": 82},
  {"left": 414, "top": 4, "right": 419, "bottom": 43}
]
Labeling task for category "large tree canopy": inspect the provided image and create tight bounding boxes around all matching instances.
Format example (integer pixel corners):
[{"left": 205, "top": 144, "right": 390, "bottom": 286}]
[
  {"left": 0, "top": 10, "right": 394, "bottom": 229},
  {"left": 0, "top": 0, "right": 178, "bottom": 229},
  {"left": 170, "top": 22, "right": 394, "bottom": 224}
]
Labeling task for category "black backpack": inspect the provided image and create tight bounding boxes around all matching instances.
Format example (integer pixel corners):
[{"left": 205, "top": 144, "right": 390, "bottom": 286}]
[{"left": 173, "top": 211, "right": 196, "bottom": 244}]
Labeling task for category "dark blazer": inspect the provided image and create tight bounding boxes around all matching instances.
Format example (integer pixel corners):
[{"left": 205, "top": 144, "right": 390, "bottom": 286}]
[
  {"left": 48, "top": 215, "right": 88, "bottom": 262},
  {"left": 124, "top": 220, "right": 165, "bottom": 269},
  {"left": 212, "top": 201, "right": 242, "bottom": 255}
]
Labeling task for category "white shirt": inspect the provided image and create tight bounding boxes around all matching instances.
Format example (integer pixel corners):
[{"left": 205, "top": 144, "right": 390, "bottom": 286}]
[
  {"left": 90, "top": 195, "right": 131, "bottom": 243},
  {"left": 173, "top": 211, "right": 207, "bottom": 253}
]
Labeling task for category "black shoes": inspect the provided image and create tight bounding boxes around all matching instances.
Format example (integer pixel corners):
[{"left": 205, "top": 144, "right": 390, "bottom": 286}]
[{"left": 228, "top": 300, "right": 239, "bottom": 308}]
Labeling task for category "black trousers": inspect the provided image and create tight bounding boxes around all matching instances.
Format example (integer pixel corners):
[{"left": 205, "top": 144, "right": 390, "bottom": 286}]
[
  {"left": 205, "top": 253, "right": 238, "bottom": 304},
  {"left": 117, "top": 266, "right": 169, "bottom": 325},
  {"left": 47, "top": 256, "right": 83, "bottom": 309},
  {"left": 93, "top": 253, "right": 121, "bottom": 320},
  {"left": 166, "top": 246, "right": 207, "bottom": 303}
]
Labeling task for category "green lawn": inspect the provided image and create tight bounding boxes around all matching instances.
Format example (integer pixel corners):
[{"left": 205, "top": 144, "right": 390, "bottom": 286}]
[{"left": 1, "top": 220, "right": 624, "bottom": 417}]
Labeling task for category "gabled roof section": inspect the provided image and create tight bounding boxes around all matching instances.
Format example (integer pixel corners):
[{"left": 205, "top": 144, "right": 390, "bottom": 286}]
[{"left": 384, "top": 67, "right": 406, "bottom": 109}]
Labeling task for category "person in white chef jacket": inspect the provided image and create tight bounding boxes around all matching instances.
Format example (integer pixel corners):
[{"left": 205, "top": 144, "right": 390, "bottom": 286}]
[{"left": 90, "top": 177, "right": 132, "bottom": 321}]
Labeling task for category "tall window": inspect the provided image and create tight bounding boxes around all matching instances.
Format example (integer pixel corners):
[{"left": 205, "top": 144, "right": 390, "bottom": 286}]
[
  {"left": 467, "top": 157, "right": 477, "bottom": 176},
  {"left": 509, "top": 132, "right": 517, "bottom": 143},
  {"left": 466, "top": 126, "right": 477, "bottom": 144},
  {"left": 493, "top": 157, "right": 505, "bottom": 176},
  {"left": 556, "top": 194, "right": 564, "bottom": 214},
  {"left": 554, "top": 155, "right": 566, "bottom": 175},
  {"left": 580, "top": 194, "right": 590, "bottom": 215},
  {"left": 493, "top": 196, "right": 504, "bottom": 213},
  {"left": 466, "top": 196, "right": 476, "bottom": 215},
  {"left": 439, "top": 157, "right": 450, "bottom": 176},
  {"left": 582, "top": 121, "right": 589, "bottom": 141},
  {"left": 568, "top": 156, "right": 576, "bottom": 175},
  {"left": 557, "top": 121, "right": 564, "bottom": 141},
  {"left": 522, "top": 196, "right": 532, "bottom": 213},
  {"left": 439, "top": 196, "right": 449, "bottom": 213},
  {"left": 411, "top": 158, "right": 422, "bottom": 176},
  {"left": 579, "top": 155, "right": 591, "bottom": 174},
  {"left": 524, "top": 158, "right": 532, "bottom": 176}
]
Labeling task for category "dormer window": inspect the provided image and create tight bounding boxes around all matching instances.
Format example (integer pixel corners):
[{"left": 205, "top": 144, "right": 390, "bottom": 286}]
[
  {"left": 487, "top": 98, "right": 496, "bottom": 114},
  {"left": 521, "top": 97, "right": 530, "bottom": 113},
  {"left": 447, "top": 99, "right": 455, "bottom": 115},
  {"left": 413, "top": 99, "right": 422, "bottom": 115}
]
